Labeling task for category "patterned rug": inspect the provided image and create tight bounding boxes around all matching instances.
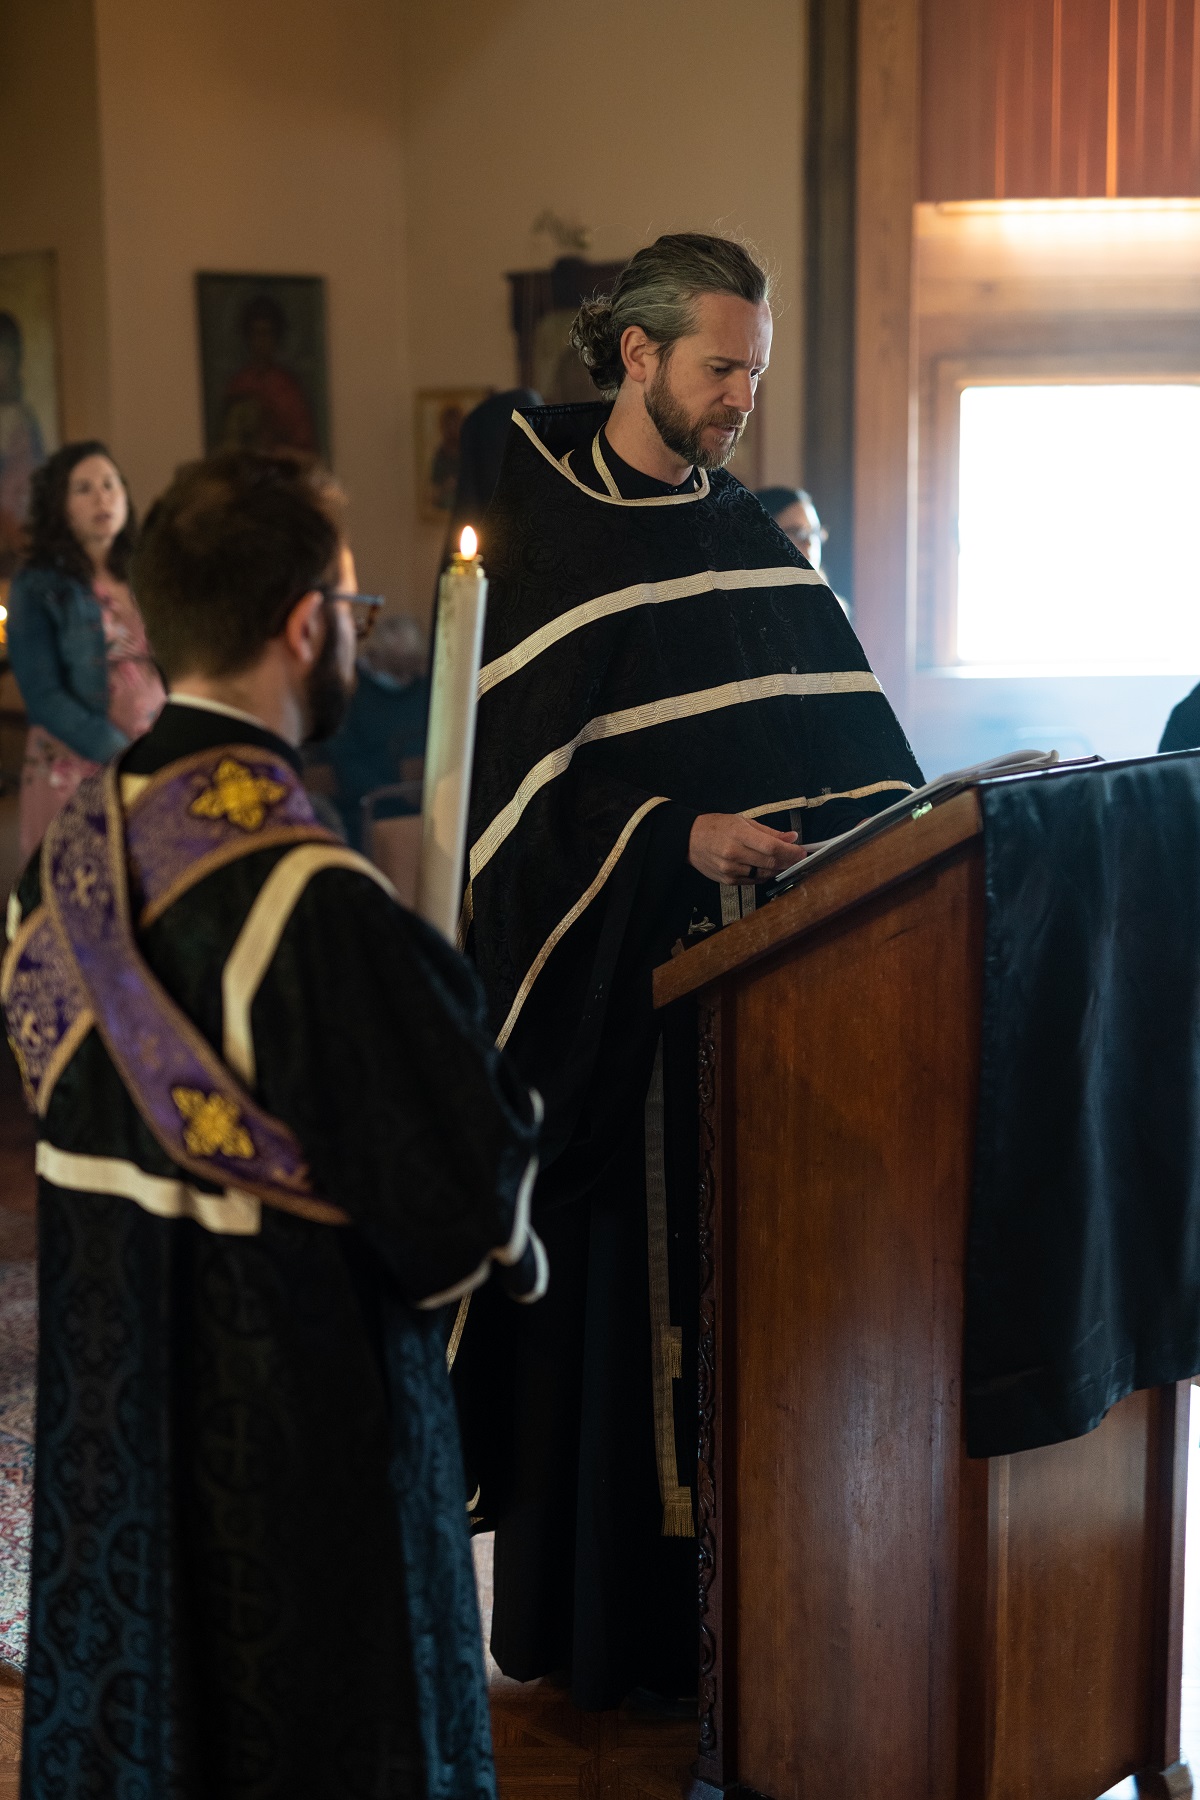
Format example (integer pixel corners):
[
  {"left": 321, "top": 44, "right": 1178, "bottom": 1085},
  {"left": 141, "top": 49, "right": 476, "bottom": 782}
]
[{"left": 0, "top": 1263, "right": 35, "bottom": 1673}]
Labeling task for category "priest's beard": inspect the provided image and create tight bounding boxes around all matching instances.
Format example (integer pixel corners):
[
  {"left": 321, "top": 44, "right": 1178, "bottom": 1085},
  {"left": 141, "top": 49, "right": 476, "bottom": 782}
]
[
  {"left": 644, "top": 357, "right": 747, "bottom": 471},
  {"left": 303, "top": 612, "right": 354, "bottom": 744}
]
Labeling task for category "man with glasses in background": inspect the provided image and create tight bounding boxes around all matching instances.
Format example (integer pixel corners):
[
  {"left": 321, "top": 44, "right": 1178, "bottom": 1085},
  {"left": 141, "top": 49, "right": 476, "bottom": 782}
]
[
  {"left": 754, "top": 483, "right": 829, "bottom": 571},
  {"left": 4, "top": 448, "right": 544, "bottom": 1798}
]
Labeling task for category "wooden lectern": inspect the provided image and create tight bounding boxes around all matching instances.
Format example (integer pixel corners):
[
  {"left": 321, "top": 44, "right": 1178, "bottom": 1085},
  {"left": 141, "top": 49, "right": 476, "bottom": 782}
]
[{"left": 653, "top": 789, "right": 1192, "bottom": 1800}]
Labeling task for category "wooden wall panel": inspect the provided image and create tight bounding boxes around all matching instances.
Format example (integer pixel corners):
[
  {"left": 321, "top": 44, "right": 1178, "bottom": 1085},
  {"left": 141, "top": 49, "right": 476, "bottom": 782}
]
[
  {"left": 921, "top": 6, "right": 993, "bottom": 201},
  {"left": 922, "top": 0, "right": 1200, "bottom": 199},
  {"left": 853, "top": 0, "right": 921, "bottom": 710},
  {"left": 803, "top": 0, "right": 858, "bottom": 605}
]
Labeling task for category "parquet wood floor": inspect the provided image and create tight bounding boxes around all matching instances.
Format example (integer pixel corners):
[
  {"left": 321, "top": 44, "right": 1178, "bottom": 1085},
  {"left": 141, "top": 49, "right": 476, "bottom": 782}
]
[
  {"left": 490, "top": 1678, "right": 696, "bottom": 1799},
  {"left": 0, "top": 1669, "right": 20, "bottom": 1799}
]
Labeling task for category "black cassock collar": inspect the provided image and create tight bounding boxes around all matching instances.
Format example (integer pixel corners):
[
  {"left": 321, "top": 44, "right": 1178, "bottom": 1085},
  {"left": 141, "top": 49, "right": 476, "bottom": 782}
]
[
  {"left": 567, "top": 428, "right": 701, "bottom": 501},
  {"left": 122, "top": 697, "right": 303, "bottom": 778}
]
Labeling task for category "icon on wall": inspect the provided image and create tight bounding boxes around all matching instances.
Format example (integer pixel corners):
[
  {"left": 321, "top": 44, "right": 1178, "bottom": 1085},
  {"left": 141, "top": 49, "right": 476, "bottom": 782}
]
[
  {"left": 0, "top": 250, "right": 60, "bottom": 580},
  {"left": 196, "top": 272, "right": 330, "bottom": 461},
  {"left": 415, "top": 388, "right": 492, "bottom": 523}
]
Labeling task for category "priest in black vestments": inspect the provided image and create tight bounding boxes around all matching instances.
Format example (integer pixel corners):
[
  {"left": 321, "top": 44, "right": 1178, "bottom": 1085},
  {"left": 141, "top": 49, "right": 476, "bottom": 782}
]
[
  {"left": 2, "top": 450, "right": 546, "bottom": 1799},
  {"left": 457, "top": 234, "right": 923, "bottom": 1709}
]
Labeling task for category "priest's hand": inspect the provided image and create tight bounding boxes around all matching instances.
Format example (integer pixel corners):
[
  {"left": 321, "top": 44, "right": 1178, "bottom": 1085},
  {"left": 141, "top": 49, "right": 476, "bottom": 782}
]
[{"left": 687, "top": 814, "right": 800, "bottom": 885}]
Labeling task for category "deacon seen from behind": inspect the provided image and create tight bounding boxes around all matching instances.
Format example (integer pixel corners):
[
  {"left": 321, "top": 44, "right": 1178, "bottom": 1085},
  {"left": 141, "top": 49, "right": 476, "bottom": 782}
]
[
  {"left": 2, "top": 450, "right": 546, "bottom": 1800},
  {"left": 455, "top": 233, "right": 923, "bottom": 1711}
]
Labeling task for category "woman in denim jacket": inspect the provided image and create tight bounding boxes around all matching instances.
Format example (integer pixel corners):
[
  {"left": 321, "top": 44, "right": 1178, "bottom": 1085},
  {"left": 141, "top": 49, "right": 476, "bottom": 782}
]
[{"left": 7, "top": 440, "right": 164, "bottom": 857}]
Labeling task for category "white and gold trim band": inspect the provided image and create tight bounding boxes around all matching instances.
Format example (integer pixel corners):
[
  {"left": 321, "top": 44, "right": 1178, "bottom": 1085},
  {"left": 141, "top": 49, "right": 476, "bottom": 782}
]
[
  {"left": 221, "top": 844, "right": 396, "bottom": 1086},
  {"left": 485, "top": 772, "right": 917, "bottom": 1049},
  {"left": 591, "top": 432, "right": 624, "bottom": 497},
  {"left": 470, "top": 669, "right": 884, "bottom": 888},
  {"left": 478, "top": 564, "right": 824, "bottom": 699},
  {"left": 216, "top": 838, "right": 550, "bottom": 1307},
  {"left": 512, "top": 409, "right": 711, "bottom": 509},
  {"left": 421, "top": 1095, "right": 549, "bottom": 1311},
  {"left": 36, "top": 1141, "right": 263, "bottom": 1237},
  {"left": 741, "top": 777, "right": 916, "bottom": 821},
  {"left": 644, "top": 1039, "right": 695, "bottom": 1538},
  {"left": 494, "top": 798, "right": 667, "bottom": 1046}
]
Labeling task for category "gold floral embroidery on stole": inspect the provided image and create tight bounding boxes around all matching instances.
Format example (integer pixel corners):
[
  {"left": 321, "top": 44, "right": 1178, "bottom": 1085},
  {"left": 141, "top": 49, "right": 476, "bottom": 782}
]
[
  {"left": 171, "top": 1088, "right": 255, "bottom": 1159},
  {"left": 189, "top": 758, "right": 287, "bottom": 832}
]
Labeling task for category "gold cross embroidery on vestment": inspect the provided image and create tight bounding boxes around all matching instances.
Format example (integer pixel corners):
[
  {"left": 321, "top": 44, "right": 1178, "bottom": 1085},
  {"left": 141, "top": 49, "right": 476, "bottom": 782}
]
[
  {"left": 189, "top": 759, "right": 287, "bottom": 832},
  {"left": 171, "top": 1087, "right": 255, "bottom": 1159},
  {"left": 72, "top": 865, "right": 98, "bottom": 907}
]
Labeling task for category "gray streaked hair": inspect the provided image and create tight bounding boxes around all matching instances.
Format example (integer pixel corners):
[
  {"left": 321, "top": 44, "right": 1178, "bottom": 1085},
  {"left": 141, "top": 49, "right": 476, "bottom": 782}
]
[{"left": 569, "top": 233, "right": 770, "bottom": 399}]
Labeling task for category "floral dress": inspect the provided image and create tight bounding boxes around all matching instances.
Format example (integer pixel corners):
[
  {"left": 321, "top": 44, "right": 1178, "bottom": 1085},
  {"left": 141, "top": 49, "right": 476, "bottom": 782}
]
[{"left": 19, "top": 575, "right": 165, "bottom": 859}]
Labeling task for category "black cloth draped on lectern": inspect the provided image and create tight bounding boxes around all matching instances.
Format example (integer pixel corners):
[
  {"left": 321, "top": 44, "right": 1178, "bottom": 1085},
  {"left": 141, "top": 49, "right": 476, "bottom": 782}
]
[{"left": 967, "top": 750, "right": 1200, "bottom": 1457}]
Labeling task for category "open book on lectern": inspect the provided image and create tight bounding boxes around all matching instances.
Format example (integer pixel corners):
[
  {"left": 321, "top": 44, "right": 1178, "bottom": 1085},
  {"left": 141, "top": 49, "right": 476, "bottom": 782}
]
[{"left": 765, "top": 747, "right": 1091, "bottom": 901}]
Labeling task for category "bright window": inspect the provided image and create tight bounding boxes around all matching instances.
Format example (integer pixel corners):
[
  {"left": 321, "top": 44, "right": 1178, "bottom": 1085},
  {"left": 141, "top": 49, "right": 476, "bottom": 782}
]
[{"left": 956, "top": 383, "right": 1200, "bottom": 670}]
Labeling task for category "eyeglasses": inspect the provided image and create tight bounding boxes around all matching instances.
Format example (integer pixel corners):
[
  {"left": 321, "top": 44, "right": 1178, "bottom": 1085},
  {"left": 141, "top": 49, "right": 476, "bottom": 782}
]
[{"left": 324, "top": 589, "right": 384, "bottom": 640}]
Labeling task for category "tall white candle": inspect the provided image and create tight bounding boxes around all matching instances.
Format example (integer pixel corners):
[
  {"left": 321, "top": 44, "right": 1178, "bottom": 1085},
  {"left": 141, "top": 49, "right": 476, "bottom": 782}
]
[{"left": 415, "top": 527, "right": 488, "bottom": 942}]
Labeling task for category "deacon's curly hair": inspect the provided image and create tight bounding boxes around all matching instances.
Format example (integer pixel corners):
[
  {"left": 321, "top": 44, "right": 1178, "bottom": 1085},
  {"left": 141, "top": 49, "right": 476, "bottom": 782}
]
[
  {"left": 23, "top": 441, "right": 137, "bottom": 585},
  {"left": 569, "top": 233, "right": 770, "bottom": 399}
]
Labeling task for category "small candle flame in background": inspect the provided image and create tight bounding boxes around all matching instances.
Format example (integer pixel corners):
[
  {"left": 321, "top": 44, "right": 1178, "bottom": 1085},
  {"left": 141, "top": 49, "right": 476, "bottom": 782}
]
[{"left": 459, "top": 525, "right": 478, "bottom": 561}]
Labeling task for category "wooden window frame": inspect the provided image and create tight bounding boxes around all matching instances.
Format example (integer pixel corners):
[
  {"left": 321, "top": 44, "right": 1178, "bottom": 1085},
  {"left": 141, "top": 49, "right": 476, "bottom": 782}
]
[{"left": 919, "top": 350, "right": 1200, "bottom": 670}]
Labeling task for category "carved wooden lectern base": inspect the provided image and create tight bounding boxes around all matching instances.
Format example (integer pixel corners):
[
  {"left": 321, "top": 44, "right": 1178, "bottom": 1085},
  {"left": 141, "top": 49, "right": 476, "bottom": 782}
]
[{"left": 655, "top": 792, "right": 1193, "bottom": 1800}]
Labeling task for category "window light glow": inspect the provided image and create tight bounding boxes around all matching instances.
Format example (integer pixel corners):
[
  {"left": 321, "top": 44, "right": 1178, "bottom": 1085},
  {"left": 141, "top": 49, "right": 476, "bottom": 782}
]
[
  {"left": 932, "top": 199, "right": 1200, "bottom": 245},
  {"left": 938, "top": 198, "right": 1200, "bottom": 211},
  {"left": 956, "top": 383, "right": 1200, "bottom": 671}
]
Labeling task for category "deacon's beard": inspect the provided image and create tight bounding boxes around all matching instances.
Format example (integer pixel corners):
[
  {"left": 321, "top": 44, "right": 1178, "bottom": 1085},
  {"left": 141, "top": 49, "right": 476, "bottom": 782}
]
[
  {"left": 303, "top": 608, "right": 354, "bottom": 744},
  {"left": 645, "top": 358, "right": 747, "bottom": 471}
]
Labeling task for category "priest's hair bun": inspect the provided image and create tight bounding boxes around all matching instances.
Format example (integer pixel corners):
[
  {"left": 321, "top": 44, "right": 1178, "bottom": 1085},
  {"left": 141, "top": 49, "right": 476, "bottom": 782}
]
[
  {"left": 569, "top": 297, "right": 624, "bottom": 397},
  {"left": 568, "top": 234, "right": 771, "bottom": 401}
]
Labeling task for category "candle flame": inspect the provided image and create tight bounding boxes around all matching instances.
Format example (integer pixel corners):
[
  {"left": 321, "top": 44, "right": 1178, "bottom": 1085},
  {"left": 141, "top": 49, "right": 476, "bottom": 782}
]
[{"left": 459, "top": 525, "right": 478, "bottom": 560}]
